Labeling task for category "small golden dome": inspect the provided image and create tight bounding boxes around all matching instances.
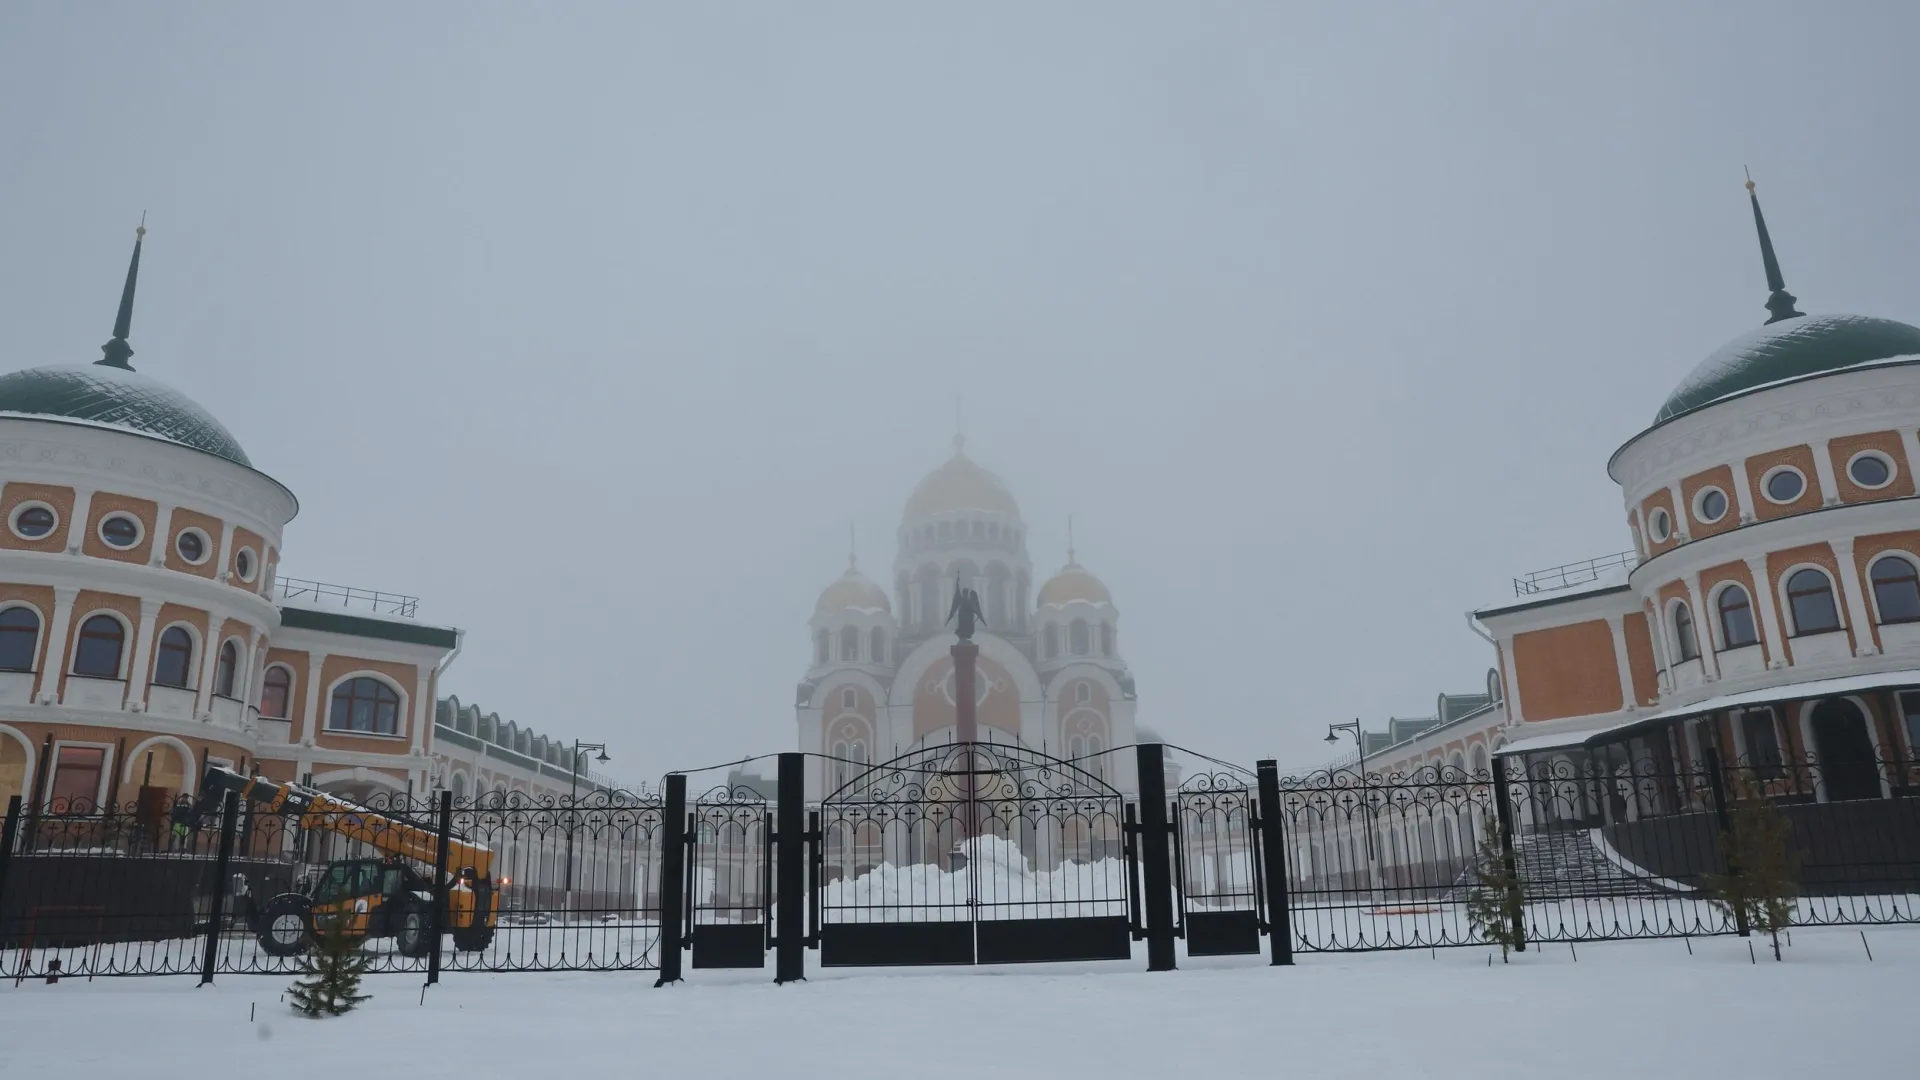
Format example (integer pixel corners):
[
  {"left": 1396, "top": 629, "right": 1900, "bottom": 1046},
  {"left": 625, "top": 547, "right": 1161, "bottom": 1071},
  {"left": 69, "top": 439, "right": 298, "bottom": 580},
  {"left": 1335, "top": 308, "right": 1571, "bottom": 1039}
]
[
  {"left": 815, "top": 566, "right": 891, "bottom": 617},
  {"left": 1037, "top": 563, "right": 1112, "bottom": 607}
]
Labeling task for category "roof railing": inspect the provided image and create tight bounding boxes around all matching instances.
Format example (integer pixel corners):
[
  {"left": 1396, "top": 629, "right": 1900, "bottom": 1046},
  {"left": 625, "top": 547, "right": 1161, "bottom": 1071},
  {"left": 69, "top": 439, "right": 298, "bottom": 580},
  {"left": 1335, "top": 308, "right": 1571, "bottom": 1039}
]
[
  {"left": 275, "top": 575, "right": 419, "bottom": 618},
  {"left": 1512, "top": 550, "right": 1637, "bottom": 596}
]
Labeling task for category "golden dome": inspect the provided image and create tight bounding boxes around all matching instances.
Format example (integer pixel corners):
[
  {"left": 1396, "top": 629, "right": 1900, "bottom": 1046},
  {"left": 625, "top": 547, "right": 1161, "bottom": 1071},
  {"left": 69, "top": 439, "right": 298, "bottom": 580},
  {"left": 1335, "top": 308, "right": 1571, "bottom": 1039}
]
[
  {"left": 815, "top": 565, "right": 891, "bottom": 617},
  {"left": 902, "top": 442, "right": 1021, "bottom": 523},
  {"left": 1037, "top": 563, "right": 1112, "bottom": 607}
]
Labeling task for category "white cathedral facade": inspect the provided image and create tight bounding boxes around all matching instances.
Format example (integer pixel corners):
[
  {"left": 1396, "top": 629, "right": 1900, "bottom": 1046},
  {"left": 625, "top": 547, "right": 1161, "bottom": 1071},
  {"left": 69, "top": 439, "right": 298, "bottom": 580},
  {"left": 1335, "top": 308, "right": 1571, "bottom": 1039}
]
[{"left": 795, "top": 439, "right": 1141, "bottom": 801}]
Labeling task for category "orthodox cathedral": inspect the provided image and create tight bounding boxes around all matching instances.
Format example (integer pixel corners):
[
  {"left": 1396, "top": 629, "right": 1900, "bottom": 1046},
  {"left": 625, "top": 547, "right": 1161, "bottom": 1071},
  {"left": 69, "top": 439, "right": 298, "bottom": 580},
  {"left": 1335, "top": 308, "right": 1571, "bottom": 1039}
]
[{"left": 796, "top": 438, "right": 1140, "bottom": 800}]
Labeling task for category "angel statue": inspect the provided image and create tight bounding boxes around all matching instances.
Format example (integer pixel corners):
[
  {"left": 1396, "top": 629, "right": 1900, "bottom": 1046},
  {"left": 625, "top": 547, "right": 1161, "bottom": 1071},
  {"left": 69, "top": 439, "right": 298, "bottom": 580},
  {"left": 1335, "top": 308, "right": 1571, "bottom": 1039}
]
[{"left": 946, "top": 582, "right": 986, "bottom": 641}]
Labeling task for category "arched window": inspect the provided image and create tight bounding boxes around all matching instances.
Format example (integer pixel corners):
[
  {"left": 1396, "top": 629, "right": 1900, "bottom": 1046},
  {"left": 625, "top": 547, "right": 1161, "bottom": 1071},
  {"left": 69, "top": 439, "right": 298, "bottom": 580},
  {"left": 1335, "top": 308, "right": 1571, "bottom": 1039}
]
[
  {"left": 1672, "top": 603, "right": 1699, "bottom": 662},
  {"left": 328, "top": 677, "right": 402, "bottom": 735},
  {"left": 154, "top": 627, "right": 197, "bottom": 688},
  {"left": 1100, "top": 622, "right": 1114, "bottom": 656},
  {"left": 1075, "top": 682, "right": 1091, "bottom": 704},
  {"left": 1043, "top": 624, "right": 1059, "bottom": 660},
  {"left": 1870, "top": 556, "right": 1920, "bottom": 623},
  {"left": 1069, "top": 619, "right": 1091, "bottom": 656},
  {"left": 842, "top": 687, "right": 857, "bottom": 710},
  {"left": 214, "top": 640, "right": 239, "bottom": 698},
  {"left": 73, "top": 615, "right": 125, "bottom": 678},
  {"left": 450, "top": 773, "right": 467, "bottom": 802},
  {"left": 1786, "top": 568, "right": 1842, "bottom": 635},
  {"left": 814, "top": 630, "right": 829, "bottom": 666},
  {"left": 1716, "top": 585, "right": 1758, "bottom": 648},
  {"left": 918, "top": 571, "right": 940, "bottom": 631},
  {"left": 839, "top": 626, "right": 860, "bottom": 663},
  {"left": 0, "top": 607, "right": 40, "bottom": 672},
  {"left": 260, "top": 666, "right": 293, "bottom": 719},
  {"left": 869, "top": 627, "right": 886, "bottom": 665},
  {"left": 1471, "top": 745, "right": 1490, "bottom": 776}
]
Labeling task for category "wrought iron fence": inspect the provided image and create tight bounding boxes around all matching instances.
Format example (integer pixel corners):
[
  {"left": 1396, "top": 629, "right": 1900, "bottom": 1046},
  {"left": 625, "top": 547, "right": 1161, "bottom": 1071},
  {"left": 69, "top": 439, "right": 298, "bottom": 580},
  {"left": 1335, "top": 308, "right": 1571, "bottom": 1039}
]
[
  {"left": 0, "top": 787, "right": 664, "bottom": 981},
  {"left": 1273, "top": 749, "right": 1920, "bottom": 953}
]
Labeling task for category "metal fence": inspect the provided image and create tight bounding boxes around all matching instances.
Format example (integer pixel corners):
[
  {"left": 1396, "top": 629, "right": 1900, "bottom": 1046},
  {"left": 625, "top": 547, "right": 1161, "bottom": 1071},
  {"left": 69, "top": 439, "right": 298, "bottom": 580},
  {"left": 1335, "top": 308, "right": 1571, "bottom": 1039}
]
[{"left": 0, "top": 788, "right": 664, "bottom": 981}]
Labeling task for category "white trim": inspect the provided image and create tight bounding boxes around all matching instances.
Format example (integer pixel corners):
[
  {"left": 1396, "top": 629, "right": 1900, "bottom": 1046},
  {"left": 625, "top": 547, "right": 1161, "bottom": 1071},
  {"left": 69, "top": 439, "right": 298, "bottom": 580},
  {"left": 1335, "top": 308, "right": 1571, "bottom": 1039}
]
[
  {"left": 258, "top": 661, "right": 296, "bottom": 719},
  {"left": 1706, "top": 578, "right": 1759, "bottom": 651},
  {"left": 1648, "top": 507, "right": 1673, "bottom": 543},
  {"left": 121, "top": 735, "right": 198, "bottom": 794},
  {"left": 1759, "top": 464, "right": 1808, "bottom": 506},
  {"left": 320, "top": 670, "right": 411, "bottom": 739},
  {"left": 1777, "top": 562, "right": 1844, "bottom": 636},
  {"left": 151, "top": 619, "right": 203, "bottom": 690},
  {"left": 1844, "top": 448, "right": 1898, "bottom": 491},
  {"left": 8, "top": 500, "right": 59, "bottom": 541},
  {"left": 174, "top": 526, "right": 213, "bottom": 566},
  {"left": 1691, "top": 485, "right": 1730, "bottom": 526},
  {"left": 96, "top": 511, "right": 146, "bottom": 551},
  {"left": 211, "top": 635, "right": 244, "bottom": 699},
  {"left": 233, "top": 545, "right": 259, "bottom": 584},
  {"left": 1666, "top": 596, "right": 1701, "bottom": 663},
  {"left": 308, "top": 767, "right": 407, "bottom": 794},
  {"left": 0, "top": 723, "right": 35, "bottom": 801},
  {"left": 1796, "top": 695, "right": 1891, "bottom": 802},
  {"left": 69, "top": 607, "right": 134, "bottom": 679},
  {"left": 0, "top": 599, "right": 46, "bottom": 673},
  {"left": 1810, "top": 438, "right": 1841, "bottom": 506},
  {"left": 1864, "top": 549, "right": 1920, "bottom": 625},
  {"left": 45, "top": 738, "right": 116, "bottom": 809},
  {"left": 1731, "top": 457, "right": 1758, "bottom": 523}
]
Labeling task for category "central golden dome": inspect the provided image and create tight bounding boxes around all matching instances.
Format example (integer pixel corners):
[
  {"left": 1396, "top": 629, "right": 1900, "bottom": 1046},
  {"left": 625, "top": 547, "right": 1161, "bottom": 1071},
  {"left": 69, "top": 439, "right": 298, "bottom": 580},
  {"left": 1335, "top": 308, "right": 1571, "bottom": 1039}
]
[{"left": 901, "top": 441, "right": 1021, "bottom": 523}]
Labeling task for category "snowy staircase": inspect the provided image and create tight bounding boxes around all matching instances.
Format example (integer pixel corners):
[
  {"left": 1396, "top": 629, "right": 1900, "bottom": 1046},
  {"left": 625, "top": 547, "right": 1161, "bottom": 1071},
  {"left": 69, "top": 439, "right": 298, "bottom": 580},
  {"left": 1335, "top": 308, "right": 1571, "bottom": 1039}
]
[{"left": 1510, "top": 831, "right": 1672, "bottom": 899}]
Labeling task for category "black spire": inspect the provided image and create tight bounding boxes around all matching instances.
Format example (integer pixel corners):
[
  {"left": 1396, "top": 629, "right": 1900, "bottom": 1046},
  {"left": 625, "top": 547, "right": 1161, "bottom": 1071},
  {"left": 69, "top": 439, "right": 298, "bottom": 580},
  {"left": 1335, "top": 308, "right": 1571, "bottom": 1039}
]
[
  {"left": 1745, "top": 172, "right": 1803, "bottom": 325},
  {"left": 97, "top": 218, "right": 145, "bottom": 370}
]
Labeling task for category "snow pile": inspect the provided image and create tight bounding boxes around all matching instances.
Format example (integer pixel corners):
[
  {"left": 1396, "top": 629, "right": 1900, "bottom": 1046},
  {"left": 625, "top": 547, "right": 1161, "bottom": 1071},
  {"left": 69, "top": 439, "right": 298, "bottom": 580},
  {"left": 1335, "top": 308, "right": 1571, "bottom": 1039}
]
[{"left": 824, "top": 835, "right": 1128, "bottom": 922}]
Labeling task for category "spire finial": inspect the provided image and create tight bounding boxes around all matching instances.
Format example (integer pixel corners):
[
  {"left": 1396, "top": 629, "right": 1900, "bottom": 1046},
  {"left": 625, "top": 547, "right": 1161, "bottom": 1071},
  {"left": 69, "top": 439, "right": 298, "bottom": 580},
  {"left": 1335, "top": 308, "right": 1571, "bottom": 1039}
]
[
  {"left": 98, "top": 216, "right": 146, "bottom": 370},
  {"left": 1066, "top": 514, "right": 1076, "bottom": 565},
  {"left": 1744, "top": 169, "right": 1804, "bottom": 325},
  {"left": 848, "top": 519, "right": 858, "bottom": 571},
  {"left": 953, "top": 394, "right": 966, "bottom": 455}
]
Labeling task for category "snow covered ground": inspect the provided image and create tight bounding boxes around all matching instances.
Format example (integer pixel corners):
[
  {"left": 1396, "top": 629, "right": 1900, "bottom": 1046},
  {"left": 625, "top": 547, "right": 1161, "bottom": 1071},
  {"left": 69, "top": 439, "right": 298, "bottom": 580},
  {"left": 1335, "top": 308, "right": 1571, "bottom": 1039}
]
[{"left": 2, "top": 925, "right": 1909, "bottom": 1079}]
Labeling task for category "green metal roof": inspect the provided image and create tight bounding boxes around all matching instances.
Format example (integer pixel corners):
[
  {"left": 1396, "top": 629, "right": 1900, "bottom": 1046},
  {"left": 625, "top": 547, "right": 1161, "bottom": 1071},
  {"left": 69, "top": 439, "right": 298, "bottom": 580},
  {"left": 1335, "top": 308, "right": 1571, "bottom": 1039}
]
[
  {"left": 278, "top": 605, "right": 459, "bottom": 649},
  {"left": 1654, "top": 313, "right": 1920, "bottom": 424},
  {"left": 0, "top": 363, "right": 252, "bottom": 466}
]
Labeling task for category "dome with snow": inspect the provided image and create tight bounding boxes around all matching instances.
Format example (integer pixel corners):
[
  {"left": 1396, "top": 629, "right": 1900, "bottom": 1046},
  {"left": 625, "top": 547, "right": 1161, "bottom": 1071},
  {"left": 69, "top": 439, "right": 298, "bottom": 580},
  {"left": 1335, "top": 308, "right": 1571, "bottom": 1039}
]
[
  {"left": 1037, "top": 562, "right": 1112, "bottom": 607},
  {"left": 1655, "top": 313, "right": 1920, "bottom": 424},
  {"left": 902, "top": 441, "right": 1021, "bottom": 523},
  {"left": 815, "top": 565, "right": 891, "bottom": 616},
  {"left": 0, "top": 363, "right": 252, "bottom": 467}
]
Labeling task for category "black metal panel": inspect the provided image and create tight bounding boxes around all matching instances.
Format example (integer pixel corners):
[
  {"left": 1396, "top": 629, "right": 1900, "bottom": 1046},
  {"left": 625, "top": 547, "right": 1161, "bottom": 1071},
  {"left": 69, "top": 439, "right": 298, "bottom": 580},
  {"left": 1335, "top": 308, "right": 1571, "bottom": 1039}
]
[
  {"left": 975, "top": 915, "right": 1132, "bottom": 964},
  {"left": 1184, "top": 910, "right": 1261, "bottom": 956},
  {"left": 820, "top": 921, "right": 975, "bottom": 967},
  {"left": 691, "top": 923, "right": 767, "bottom": 969}
]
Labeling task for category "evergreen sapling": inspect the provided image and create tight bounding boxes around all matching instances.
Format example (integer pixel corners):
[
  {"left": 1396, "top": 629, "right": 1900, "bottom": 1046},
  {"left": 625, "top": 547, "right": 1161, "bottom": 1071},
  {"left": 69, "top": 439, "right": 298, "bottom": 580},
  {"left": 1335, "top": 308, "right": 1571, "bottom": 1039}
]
[
  {"left": 1465, "top": 812, "right": 1527, "bottom": 962},
  {"left": 1703, "top": 774, "right": 1802, "bottom": 961},
  {"left": 289, "top": 911, "right": 372, "bottom": 1017}
]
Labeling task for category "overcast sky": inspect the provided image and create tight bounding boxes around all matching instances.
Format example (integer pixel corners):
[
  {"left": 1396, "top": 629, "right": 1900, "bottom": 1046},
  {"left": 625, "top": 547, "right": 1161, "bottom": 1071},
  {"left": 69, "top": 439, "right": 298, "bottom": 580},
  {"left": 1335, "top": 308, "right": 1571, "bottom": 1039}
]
[{"left": 3, "top": 3, "right": 1917, "bottom": 783}]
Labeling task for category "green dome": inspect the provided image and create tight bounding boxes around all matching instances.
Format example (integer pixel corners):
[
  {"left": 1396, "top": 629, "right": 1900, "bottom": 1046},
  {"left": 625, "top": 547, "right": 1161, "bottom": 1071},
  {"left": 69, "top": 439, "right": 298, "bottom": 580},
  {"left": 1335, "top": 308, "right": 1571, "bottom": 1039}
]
[
  {"left": 1655, "top": 314, "right": 1920, "bottom": 424},
  {"left": 0, "top": 364, "right": 251, "bottom": 467}
]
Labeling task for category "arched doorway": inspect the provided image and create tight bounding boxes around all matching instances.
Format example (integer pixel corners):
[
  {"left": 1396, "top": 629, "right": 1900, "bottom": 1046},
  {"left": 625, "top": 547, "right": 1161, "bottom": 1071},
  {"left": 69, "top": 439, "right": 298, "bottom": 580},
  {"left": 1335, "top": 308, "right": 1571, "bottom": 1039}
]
[{"left": 1808, "top": 698, "right": 1881, "bottom": 802}]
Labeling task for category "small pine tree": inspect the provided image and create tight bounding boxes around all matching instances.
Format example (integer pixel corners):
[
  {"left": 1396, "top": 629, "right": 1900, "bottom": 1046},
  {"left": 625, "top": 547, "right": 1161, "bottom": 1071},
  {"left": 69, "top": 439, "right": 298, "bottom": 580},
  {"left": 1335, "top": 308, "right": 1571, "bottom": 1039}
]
[
  {"left": 289, "top": 912, "right": 372, "bottom": 1017},
  {"left": 1465, "top": 813, "right": 1527, "bottom": 962},
  {"left": 1703, "top": 777, "right": 1802, "bottom": 961}
]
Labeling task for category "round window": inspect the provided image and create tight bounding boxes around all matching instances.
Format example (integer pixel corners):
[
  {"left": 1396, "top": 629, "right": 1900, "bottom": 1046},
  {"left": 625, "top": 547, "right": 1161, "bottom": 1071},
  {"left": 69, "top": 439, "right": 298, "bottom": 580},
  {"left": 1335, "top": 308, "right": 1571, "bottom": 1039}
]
[
  {"left": 1648, "top": 508, "right": 1671, "bottom": 542},
  {"left": 234, "top": 548, "right": 256, "bottom": 582},
  {"left": 10, "top": 504, "right": 57, "bottom": 540},
  {"left": 1764, "top": 468, "right": 1805, "bottom": 504},
  {"left": 1695, "top": 488, "right": 1728, "bottom": 524},
  {"left": 1848, "top": 452, "right": 1893, "bottom": 489},
  {"left": 99, "top": 514, "right": 142, "bottom": 549},
  {"left": 176, "top": 529, "right": 207, "bottom": 564}
]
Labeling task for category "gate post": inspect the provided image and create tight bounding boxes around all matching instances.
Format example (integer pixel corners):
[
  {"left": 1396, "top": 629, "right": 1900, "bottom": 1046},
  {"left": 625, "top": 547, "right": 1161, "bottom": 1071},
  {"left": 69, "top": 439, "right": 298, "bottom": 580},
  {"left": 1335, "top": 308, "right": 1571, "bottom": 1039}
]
[
  {"left": 655, "top": 773, "right": 687, "bottom": 986},
  {"left": 198, "top": 790, "right": 239, "bottom": 986},
  {"left": 1135, "top": 743, "right": 1177, "bottom": 971},
  {"left": 775, "top": 752, "right": 806, "bottom": 984},
  {"left": 427, "top": 789, "right": 453, "bottom": 986},
  {"left": 0, "top": 796, "right": 21, "bottom": 932},
  {"left": 1254, "top": 760, "right": 1293, "bottom": 967},
  {"left": 1489, "top": 759, "right": 1527, "bottom": 954},
  {"left": 1702, "top": 747, "right": 1750, "bottom": 937}
]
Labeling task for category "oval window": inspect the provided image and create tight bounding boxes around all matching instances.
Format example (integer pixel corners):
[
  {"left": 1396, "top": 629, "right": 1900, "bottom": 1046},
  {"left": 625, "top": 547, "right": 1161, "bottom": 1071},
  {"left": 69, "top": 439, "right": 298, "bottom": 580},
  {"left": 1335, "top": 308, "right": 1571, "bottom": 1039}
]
[
  {"left": 1764, "top": 468, "right": 1805, "bottom": 504},
  {"left": 12, "top": 505, "right": 56, "bottom": 539},
  {"left": 99, "top": 514, "right": 141, "bottom": 549},
  {"left": 234, "top": 548, "right": 255, "bottom": 581},
  {"left": 1848, "top": 453, "right": 1893, "bottom": 489},
  {"left": 176, "top": 530, "right": 206, "bottom": 564},
  {"left": 1696, "top": 488, "right": 1728, "bottom": 524},
  {"left": 1648, "top": 508, "right": 1671, "bottom": 542}
]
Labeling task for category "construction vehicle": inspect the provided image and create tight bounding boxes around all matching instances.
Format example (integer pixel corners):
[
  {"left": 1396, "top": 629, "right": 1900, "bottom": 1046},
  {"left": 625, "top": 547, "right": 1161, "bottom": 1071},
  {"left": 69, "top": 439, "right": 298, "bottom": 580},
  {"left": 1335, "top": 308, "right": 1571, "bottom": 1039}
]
[{"left": 195, "top": 766, "right": 497, "bottom": 958}]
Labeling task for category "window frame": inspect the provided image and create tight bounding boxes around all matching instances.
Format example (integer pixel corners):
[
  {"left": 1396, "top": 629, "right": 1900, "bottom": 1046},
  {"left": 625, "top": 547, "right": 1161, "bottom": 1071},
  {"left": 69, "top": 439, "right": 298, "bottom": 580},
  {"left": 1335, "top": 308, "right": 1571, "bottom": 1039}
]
[
  {"left": 233, "top": 546, "right": 258, "bottom": 583},
  {"left": 1671, "top": 601, "right": 1700, "bottom": 662},
  {"left": 1692, "top": 486, "right": 1729, "bottom": 525},
  {"left": 1846, "top": 450, "right": 1896, "bottom": 491},
  {"left": 71, "top": 612, "right": 129, "bottom": 679},
  {"left": 174, "top": 527, "right": 212, "bottom": 566},
  {"left": 152, "top": 624, "right": 198, "bottom": 689},
  {"left": 213, "top": 639, "right": 240, "bottom": 699},
  {"left": 1648, "top": 507, "right": 1672, "bottom": 542},
  {"left": 259, "top": 663, "right": 294, "bottom": 720},
  {"left": 1761, "top": 465, "right": 1808, "bottom": 506},
  {"left": 9, "top": 501, "right": 59, "bottom": 541},
  {"left": 1714, "top": 583, "right": 1759, "bottom": 650},
  {"left": 1868, "top": 554, "right": 1920, "bottom": 625},
  {"left": 325, "top": 675, "right": 406, "bottom": 738},
  {"left": 1735, "top": 707, "right": 1785, "bottom": 779},
  {"left": 46, "top": 740, "right": 112, "bottom": 813},
  {"left": 1897, "top": 691, "right": 1920, "bottom": 757},
  {"left": 0, "top": 604, "right": 42, "bottom": 673},
  {"left": 97, "top": 512, "right": 144, "bottom": 550},
  {"left": 1783, "top": 566, "right": 1844, "bottom": 636}
]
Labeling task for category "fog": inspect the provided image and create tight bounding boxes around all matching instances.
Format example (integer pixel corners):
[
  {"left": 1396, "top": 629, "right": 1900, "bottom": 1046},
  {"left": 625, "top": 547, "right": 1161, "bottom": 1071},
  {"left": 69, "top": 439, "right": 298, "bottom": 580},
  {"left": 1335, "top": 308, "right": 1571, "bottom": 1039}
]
[{"left": 3, "top": 2, "right": 1917, "bottom": 783}]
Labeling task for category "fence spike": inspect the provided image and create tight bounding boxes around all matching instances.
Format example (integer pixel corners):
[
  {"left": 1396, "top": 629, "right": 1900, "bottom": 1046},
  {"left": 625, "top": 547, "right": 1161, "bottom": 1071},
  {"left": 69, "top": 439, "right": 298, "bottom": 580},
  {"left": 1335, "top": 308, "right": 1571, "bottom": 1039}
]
[{"left": 1860, "top": 931, "right": 1873, "bottom": 961}]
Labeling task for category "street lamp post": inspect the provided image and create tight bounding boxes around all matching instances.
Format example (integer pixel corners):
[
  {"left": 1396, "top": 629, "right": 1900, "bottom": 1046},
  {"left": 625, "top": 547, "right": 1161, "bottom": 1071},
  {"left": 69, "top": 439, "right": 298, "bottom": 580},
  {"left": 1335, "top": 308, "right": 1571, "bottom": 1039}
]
[
  {"left": 564, "top": 740, "right": 611, "bottom": 917},
  {"left": 1325, "top": 720, "right": 1382, "bottom": 896}
]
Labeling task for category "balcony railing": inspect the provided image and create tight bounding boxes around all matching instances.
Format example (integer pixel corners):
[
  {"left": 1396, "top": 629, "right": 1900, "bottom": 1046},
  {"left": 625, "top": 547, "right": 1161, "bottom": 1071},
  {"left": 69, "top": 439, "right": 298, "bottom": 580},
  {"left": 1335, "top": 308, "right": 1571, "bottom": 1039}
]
[
  {"left": 1512, "top": 550, "right": 1637, "bottom": 597},
  {"left": 275, "top": 576, "right": 420, "bottom": 618}
]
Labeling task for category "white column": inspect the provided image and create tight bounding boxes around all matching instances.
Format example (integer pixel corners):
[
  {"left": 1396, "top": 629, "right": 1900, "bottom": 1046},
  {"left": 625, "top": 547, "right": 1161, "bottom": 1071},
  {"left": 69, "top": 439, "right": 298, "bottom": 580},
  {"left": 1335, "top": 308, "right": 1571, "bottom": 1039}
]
[
  {"left": 1645, "top": 596, "right": 1674, "bottom": 692},
  {"left": 1811, "top": 438, "right": 1841, "bottom": 506},
  {"left": 1901, "top": 430, "right": 1920, "bottom": 489},
  {"left": 124, "top": 599, "right": 163, "bottom": 708},
  {"left": 193, "top": 619, "right": 225, "bottom": 715},
  {"left": 300, "top": 652, "right": 328, "bottom": 743},
  {"left": 1830, "top": 536, "right": 1875, "bottom": 655},
  {"left": 242, "top": 631, "right": 267, "bottom": 705},
  {"left": 63, "top": 490, "right": 94, "bottom": 554},
  {"left": 214, "top": 522, "right": 235, "bottom": 583},
  {"left": 149, "top": 503, "right": 176, "bottom": 566},
  {"left": 1606, "top": 614, "right": 1638, "bottom": 710},
  {"left": 1497, "top": 637, "right": 1526, "bottom": 724},
  {"left": 1731, "top": 458, "right": 1758, "bottom": 523},
  {"left": 36, "top": 586, "right": 80, "bottom": 703},
  {"left": 410, "top": 671, "right": 432, "bottom": 755},
  {"left": 1744, "top": 554, "right": 1787, "bottom": 668},
  {"left": 1668, "top": 482, "right": 1691, "bottom": 541},
  {"left": 1685, "top": 572, "right": 1718, "bottom": 679}
]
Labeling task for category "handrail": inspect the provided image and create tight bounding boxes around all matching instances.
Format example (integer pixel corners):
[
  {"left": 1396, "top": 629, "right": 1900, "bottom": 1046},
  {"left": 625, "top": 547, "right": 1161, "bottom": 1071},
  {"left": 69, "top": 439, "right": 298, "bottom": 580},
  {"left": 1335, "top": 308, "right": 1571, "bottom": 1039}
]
[{"left": 275, "top": 575, "right": 420, "bottom": 618}]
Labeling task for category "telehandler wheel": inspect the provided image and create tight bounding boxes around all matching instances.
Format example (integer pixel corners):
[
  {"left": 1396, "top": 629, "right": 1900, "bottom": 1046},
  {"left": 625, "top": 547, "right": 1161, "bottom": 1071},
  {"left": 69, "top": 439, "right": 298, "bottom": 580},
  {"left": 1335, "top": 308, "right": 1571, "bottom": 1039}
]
[
  {"left": 450, "top": 878, "right": 496, "bottom": 953},
  {"left": 256, "top": 893, "right": 315, "bottom": 957},
  {"left": 395, "top": 899, "right": 434, "bottom": 959}
]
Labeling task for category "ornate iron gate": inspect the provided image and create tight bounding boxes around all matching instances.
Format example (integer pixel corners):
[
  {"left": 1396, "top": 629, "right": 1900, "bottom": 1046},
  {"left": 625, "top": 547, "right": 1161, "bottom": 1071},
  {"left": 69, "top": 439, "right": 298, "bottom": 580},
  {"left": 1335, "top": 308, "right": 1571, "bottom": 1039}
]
[
  {"left": 685, "top": 785, "right": 771, "bottom": 969},
  {"left": 1173, "top": 772, "right": 1265, "bottom": 956},
  {"left": 814, "top": 742, "right": 1135, "bottom": 966}
]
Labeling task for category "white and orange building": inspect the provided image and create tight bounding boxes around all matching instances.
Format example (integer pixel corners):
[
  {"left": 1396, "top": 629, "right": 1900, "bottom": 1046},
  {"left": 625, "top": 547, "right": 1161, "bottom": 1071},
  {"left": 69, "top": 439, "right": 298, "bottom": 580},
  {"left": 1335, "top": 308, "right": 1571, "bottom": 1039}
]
[
  {"left": 797, "top": 438, "right": 1144, "bottom": 799},
  {"left": 0, "top": 229, "right": 616, "bottom": 820},
  {"left": 1340, "top": 183, "right": 1920, "bottom": 804}
]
